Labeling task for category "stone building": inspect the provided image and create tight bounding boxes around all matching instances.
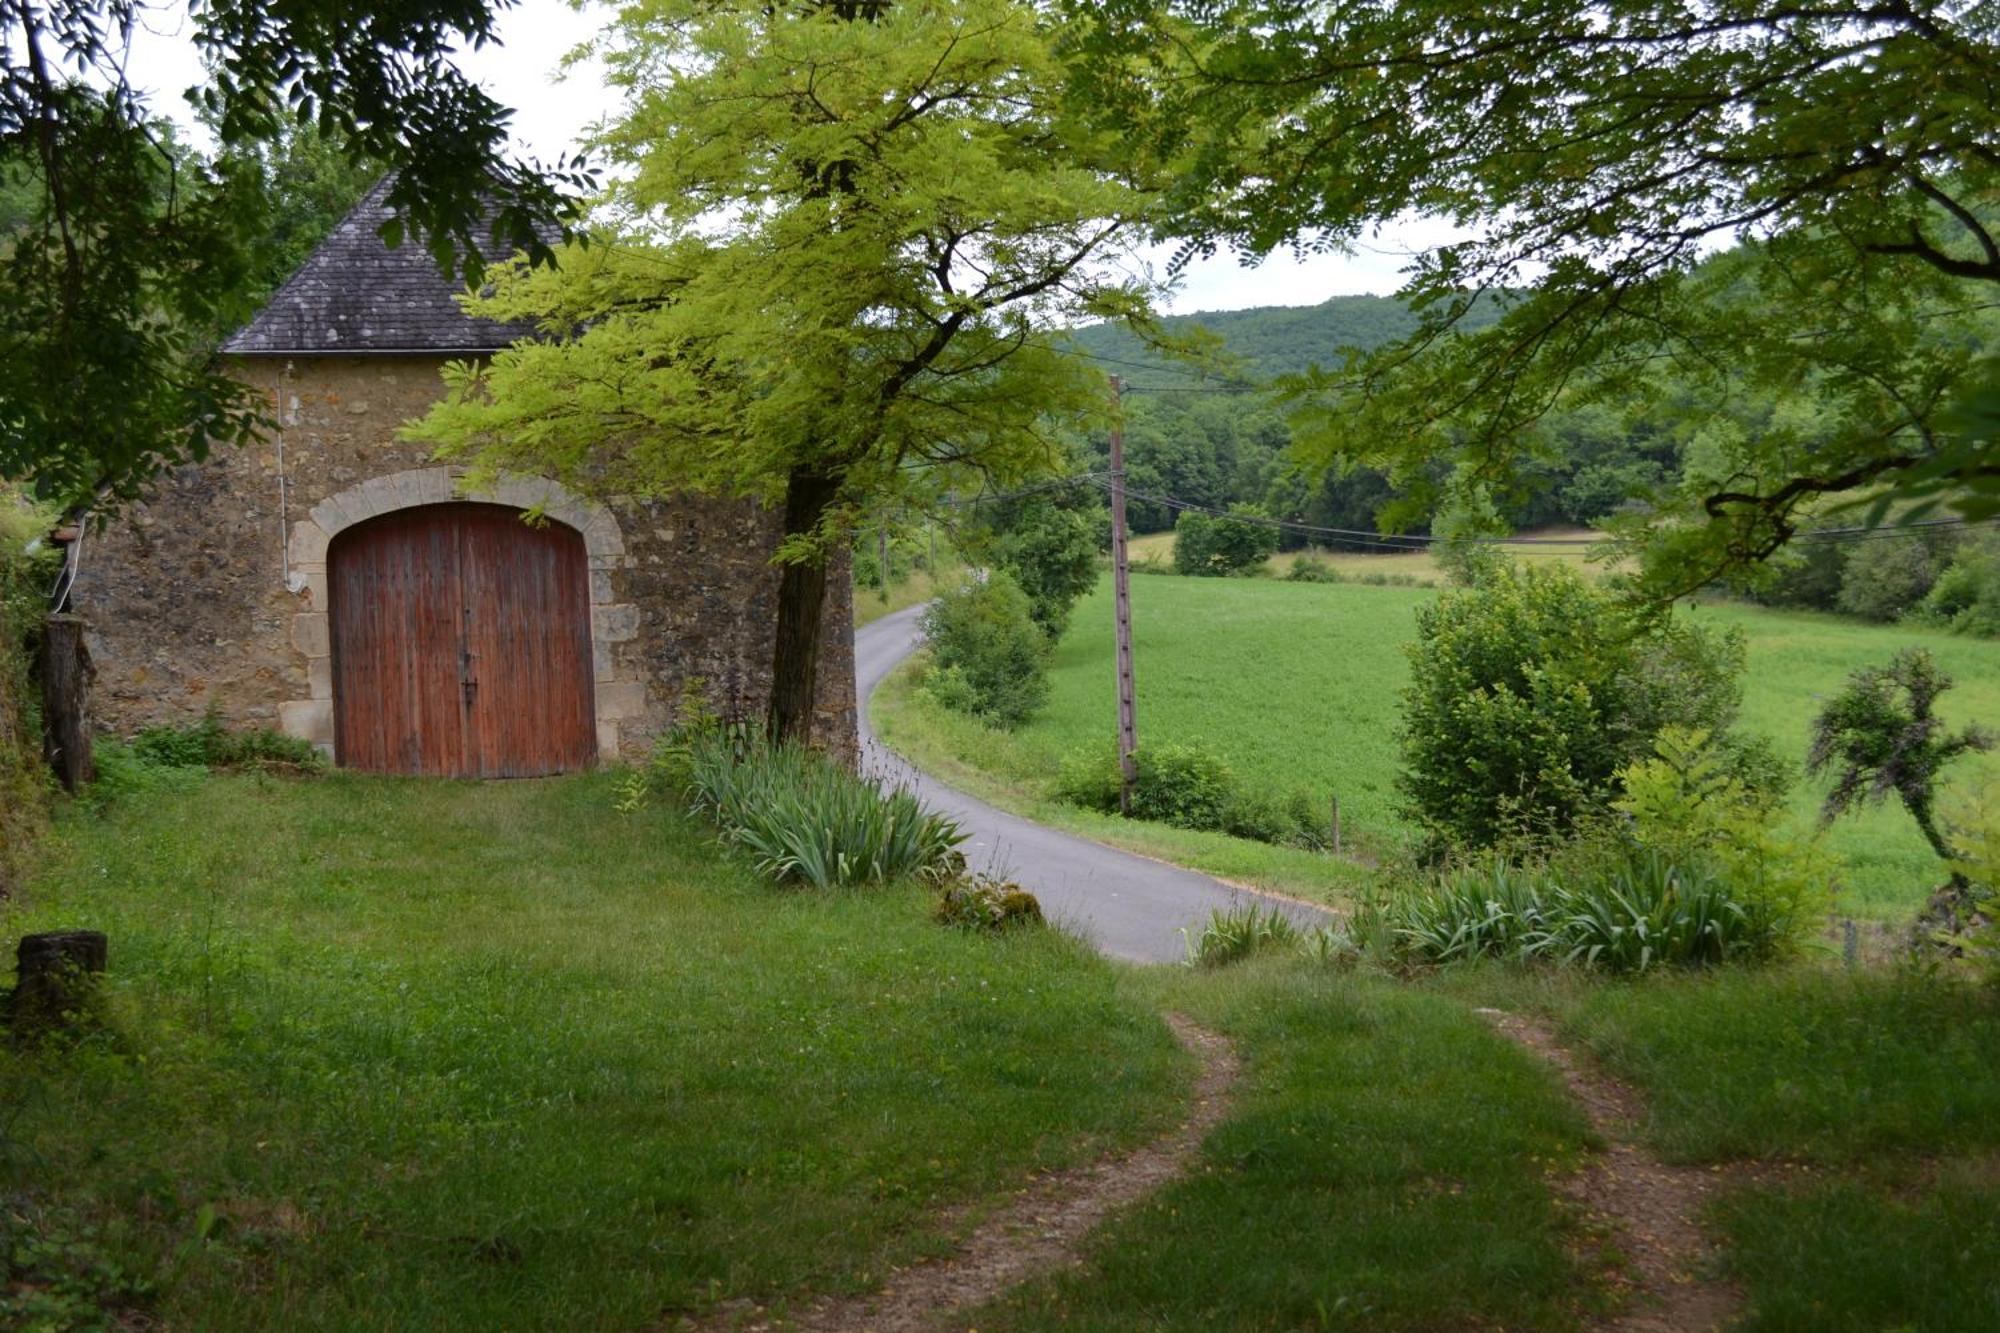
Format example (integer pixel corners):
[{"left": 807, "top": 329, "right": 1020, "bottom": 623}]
[{"left": 69, "top": 181, "right": 854, "bottom": 776}]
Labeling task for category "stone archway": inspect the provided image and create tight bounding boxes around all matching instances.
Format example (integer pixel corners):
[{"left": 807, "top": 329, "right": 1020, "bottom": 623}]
[{"left": 276, "top": 468, "right": 643, "bottom": 762}]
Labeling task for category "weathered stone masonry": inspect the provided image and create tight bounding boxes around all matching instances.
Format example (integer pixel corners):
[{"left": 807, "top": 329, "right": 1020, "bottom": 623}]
[
  {"left": 72, "top": 176, "right": 857, "bottom": 770},
  {"left": 74, "top": 355, "right": 856, "bottom": 763}
]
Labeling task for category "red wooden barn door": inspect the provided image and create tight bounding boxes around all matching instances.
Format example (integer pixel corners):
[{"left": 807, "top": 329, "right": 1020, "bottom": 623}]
[{"left": 329, "top": 503, "right": 596, "bottom": 777}]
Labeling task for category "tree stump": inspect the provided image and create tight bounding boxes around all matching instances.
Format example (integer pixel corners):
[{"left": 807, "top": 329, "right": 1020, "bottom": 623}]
[
  {"left": 39, "top": 613, "right": 95, "bottom": 792},
  {"left": 9, "top": 929, "right": 108, "bottom": 1037}
]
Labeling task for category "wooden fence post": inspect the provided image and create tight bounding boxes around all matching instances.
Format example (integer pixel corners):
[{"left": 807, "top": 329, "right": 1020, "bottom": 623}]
[{"left": 39, "top": 613, "right": 95, "bottom": 792}]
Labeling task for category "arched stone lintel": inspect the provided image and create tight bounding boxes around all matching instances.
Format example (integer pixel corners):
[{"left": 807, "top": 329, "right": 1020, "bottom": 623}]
[{"left": 280, "top": 467, "right": 638, "bottom": 764}]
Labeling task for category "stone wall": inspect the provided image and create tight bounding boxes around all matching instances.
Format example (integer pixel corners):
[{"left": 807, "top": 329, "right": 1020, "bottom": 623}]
[{"left": 73, "top": 355, "right": 855, "bottom": 764}]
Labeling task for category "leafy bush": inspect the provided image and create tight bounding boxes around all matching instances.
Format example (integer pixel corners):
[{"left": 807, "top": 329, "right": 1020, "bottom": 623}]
[
  {"left": 1182, "top": 902, "right": 1300, "bottom": 967},
  {"left": 1946, "top": 793, "right": 1999, "bottom": 983},
  {"left": 988, "top": 495, "right": 1103, "bottom": 639},
  {"left": 1390, "top": 728, "right": 1829, "bottom": 972},
  {"left": 1055, "top": 739, "right": 1328, "bottom": 849},
  {"left": 920, "top": 573, "right": 1049, "bottom": 727},
  {"left": 1053, "top": 739, "right": 1236, "bottom": 829},
  {"left": 1836, "top": 538, "right": 1944, "bottom": 622},
  {"left": 1130, "top": 742, "right": 1235, "bottom": 828},
  {"left": 1615, "top": 727, "right": 1827, "bottom": 922},
  {"left": 1173, "top": 505, "right": 1279, "bottom": 576},
  {"left": 674, "top": 728, "right": 966, "bottom": 889},
  {"left": 1808, "top": 648, "right": 1994, "bottom": 882},
  {"left": 933, "top": 875, "right": 1045, "bottom": 931},
  {"left": 129, "top": 708, "right": 324, "bottom": 770},
  {"left": 1, "top": 487, "right": 58, "bottom": 892},
  {"left": 1918, "top": 533, "right": 2000, "bottom": 637},
  {"left": 1285, "top": 555, "right": 1341, "bottom": 583},
  {"left": 1399, "top": 562, "right": 1752, "bottom": 850},
  {"left": 1757, "top": 537, "right": 1847, "bottom": 611},
  {"left": 1221, "top": 787, "right": 1328, "bottom": 850}
]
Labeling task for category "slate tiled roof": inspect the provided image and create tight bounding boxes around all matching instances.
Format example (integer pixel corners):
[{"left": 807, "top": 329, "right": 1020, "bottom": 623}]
[{"left": 222, "top": 177, "right": 546, "bottom": 356}]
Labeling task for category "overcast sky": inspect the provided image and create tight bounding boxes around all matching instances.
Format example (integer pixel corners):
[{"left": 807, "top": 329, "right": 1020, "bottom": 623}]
[{"left": 122, "top": 0, "right": 1438, "bottom": 315}]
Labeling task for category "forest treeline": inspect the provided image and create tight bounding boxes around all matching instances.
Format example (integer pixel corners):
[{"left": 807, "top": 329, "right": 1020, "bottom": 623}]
[
  {"left": 1067, "top": 292, "right": 1999, "bottom": 633},
  {"left": 1070, "top": 294, "right": 1668, "bottom": 542}
]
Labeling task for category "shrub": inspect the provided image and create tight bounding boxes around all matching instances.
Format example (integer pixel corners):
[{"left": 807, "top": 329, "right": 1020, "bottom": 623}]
[
  {"left": 920, "top": 573, "right": 1049, "bottom": 728},
  {"left": 1615, "top": 727, "right": 1828, "bottom": 923},
  {"left": 1, "top": 488, "right": 58, "bottom": 892},
  {"left": 1809, "top": 648, "right": 1994, "bottom": 897},
  {"left": 1757, "top": 538, "right": 1847, "bottom": 611},
  {"left": 1389, "top": 728, "right": 1830, "bottom": 971},
  {"left": 1398, "top": 562, "right": 1750, "bottom": 850},
  {"left": 1056, "top": 739, "right": 1234, "bottom": 829},
  {"left": 1055, "top": 740, "right": 1329, "bottom": 849},
  {"left": 1285, "top": 555, "right": 1341, "bottom": 583},
  {"left": 678, "top": 728, "right": 966, "bottom": 889},
  {"left": 1130, "top": 742, "right": 1236, "bottom": 829},
  {"left": 1918, "top": 533, "right": 2000, "bottom": 637},
  {"left": 1173, "top": 505, "right": 1279, "bottom": 577},
  {"left": 129, "top": 708, "right": 324, "bottom": 770},
  {"left": 1221, "top": 787, "right": 1329, "bottom": 850},
  {"left": 1946, "top": 792, "right": 1999, "bottom": 983},
  {"left": 989, "top": 495, "right": 1102, "bottom": 639},
  {"left": 933, "top": 875, "right": 1045, "bottom": 931},
  {"left": 1183, "top": 902, "right": 1300, "bottom": 967},
  {"left": 1835, "top": 536, "right": 1949, "bottom": 622}
]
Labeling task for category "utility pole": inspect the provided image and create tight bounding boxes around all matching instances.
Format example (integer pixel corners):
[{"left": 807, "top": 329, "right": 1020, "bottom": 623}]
[{"left": 1108, "top": 374, "right": 1138, "bottom": 815}]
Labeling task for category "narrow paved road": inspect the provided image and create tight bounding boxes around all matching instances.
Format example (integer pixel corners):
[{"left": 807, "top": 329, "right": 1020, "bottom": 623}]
[{"left": 856, "top": 605, "right": 1329, "bottom": 963}]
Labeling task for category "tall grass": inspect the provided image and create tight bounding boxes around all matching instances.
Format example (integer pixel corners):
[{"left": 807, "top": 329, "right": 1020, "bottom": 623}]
[
  {"left": 682, "top": 729, "right": 965, "bottom": 888},
  {"left": 1391, "top": 851, "right": 1804, "bottom": 973}
]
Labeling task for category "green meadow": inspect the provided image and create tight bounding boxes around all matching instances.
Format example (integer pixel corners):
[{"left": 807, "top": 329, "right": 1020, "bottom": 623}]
[
  {"left": 878, "top": 572, "right": 2000, "bottom": 918},
  {"left": 0, "top": 773, "right": 1186, "bottom": 1330}
]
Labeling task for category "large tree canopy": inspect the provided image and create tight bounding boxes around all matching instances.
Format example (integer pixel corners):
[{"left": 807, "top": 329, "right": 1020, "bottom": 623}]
[
  {"left": 1069, "top": 0, "right": 2000, "bottom": 593},
  {"left": 413, "top": 0, "right": 1156, "bottom": 742},
  {"left": 1, "top": 0, "right": 587, "bottom": 507}
]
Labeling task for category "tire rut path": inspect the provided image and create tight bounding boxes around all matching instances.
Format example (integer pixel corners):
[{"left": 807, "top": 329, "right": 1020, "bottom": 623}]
[
  {"left": 1476, "top": 1007, "right": 1743, "bottom": 1332},
  {"left": 693, "top": 1014, "right": 1238, "bottom": 1333}
]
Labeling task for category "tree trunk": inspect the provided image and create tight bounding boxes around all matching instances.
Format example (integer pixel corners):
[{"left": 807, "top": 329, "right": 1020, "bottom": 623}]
[
  {"left": 769, "top": 466, "right": 841, "bottom": 747},
  {"left": 1908, "top": 797, "right": 1969, "bottom": 892},
  {"left": 38, "top": 613, "right": 94, "bottom": 792},
  {"left": 10, "top": 929, "right": 107, "bottom": 1038}
]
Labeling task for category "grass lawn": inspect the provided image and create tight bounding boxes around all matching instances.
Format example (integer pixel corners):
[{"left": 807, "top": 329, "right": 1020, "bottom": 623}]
[
  {"left": 878, "top": 571, "right": 2000, "bottom": 920},
  {"left": 974, "top": 956, "right": 2000, "bottom": 1331},
  {"left": 1530, "top": 966, "right": 2000, "bottom": 1331},
  {"left": 0, "top": 771, "right": 1187, "bottom": 1330},
  {"left": 872, "top": 657, "right": 1377, "bottom": 905},
  {"left": 973, "top": 960, "right": 1601, "bottom": 1331},
  {"left": 8, "top": 772, "right": 2000, "bottom": 1330}
]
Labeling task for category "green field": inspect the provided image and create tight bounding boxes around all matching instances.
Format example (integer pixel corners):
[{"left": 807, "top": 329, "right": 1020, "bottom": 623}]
[
  {"left": 7, "top": 770, "right": 2000, "bottom": 1329},
  {"left": 882, "top": 573, "right": 2000, "bottom": 918},
  {"left": 0, "top": 772, "right": 1185, "bottom": 1330}
]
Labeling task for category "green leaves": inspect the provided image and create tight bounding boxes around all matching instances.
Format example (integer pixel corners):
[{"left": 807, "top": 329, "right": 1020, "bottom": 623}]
[
  {"left": 411, "top": 0, "right": 1160, "bottom": 558},
  {"left": 2, "top": 0, "right": 589, "bottom": 508},
  {"left": 1066, "top": 0, "right": 2000, "bottom": 590}
]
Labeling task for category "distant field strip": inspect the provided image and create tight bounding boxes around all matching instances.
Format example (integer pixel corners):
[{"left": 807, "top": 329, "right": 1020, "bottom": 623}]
[{"left": 930, "top": 573, "right": 1999, "bottom": 918}]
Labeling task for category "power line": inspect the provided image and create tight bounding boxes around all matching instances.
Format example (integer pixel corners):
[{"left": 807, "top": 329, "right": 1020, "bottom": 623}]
[{"left": 1085, "top": 477, "right": 2000, "bottom": 550}]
